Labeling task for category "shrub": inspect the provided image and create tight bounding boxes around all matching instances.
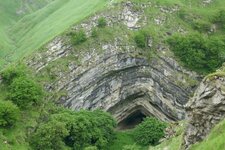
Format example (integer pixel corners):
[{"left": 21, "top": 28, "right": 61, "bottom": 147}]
[
  {"left": 134, "top": 31, "right": 147, "bottom": 48},
  {"left": 9, "top": 77, "right": 44, "bottom": 108},
  {"left": 30, "top": 110, "right": 116, "bottom": 150},
  {"left": 133, "top": 117, "right": 167, "bottom": 146},
  {"left": 30, "top": 120, "right": 69, "bottom": 150},
  {"left": 0, "top": 101, "right": 20, "bottom": 127},
  {"left": 1, "top": 65, "right": 27, "bottom": 84},
  {"left": 178, "top": 9, "right": 211, "bottom": 32},
  {"left": 192, "top": 19, "right": 211, "bottom": 32},
  {"left": 167, "top": 33, "right": 225, "bottom": 74},
  {"left": 97, "top": 17, "right": 107, "bottom": 28},
  {"left": 63, "top": 110, "right": 116, "bottom": 149},
  {"left": 71, "top": 30, "right": 87, "bottom": 45},
  {"left": 213, "top": 9, "right": 225, "bottom": 30},
  {"left": 91, "top": 28, "right": 98, "bottom": 38}
]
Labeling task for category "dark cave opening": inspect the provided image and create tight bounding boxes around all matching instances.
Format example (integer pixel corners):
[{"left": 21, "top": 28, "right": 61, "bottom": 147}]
[{"left": 117, "top": 110, "right": 147, "bottom": 130}]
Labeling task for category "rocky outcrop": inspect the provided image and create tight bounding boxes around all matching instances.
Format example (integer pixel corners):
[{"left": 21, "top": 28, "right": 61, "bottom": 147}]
[
  {"left": 28, "top": 37, "right": 72, "bottom": 72},
  {"left": 183, "top": 69, "right": 225, "bottom": 149},
  {"left": 27, "top": 1, "right": 199, "bottom": 127},
  {"left": 28, "top": 39, "right": 198, "bottom": 126}
]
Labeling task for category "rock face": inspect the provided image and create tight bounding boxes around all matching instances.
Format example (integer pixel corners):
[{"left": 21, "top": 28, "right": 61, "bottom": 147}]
[
  {"left": 28, "top": 41, "right": 198, "bottom": 127},
  {"left": 27, "top": 1, "right": 199, "bottom": 128},
  {"left": 183, "top": 73, "right": 225, "bottom": 149},
  {"left": 60, "top": 50, "right": 192, "bottom": 121}
]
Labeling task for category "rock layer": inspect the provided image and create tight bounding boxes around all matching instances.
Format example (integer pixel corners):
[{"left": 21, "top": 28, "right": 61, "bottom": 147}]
[
  {"left": 29, "top": 41, "right": 198, "bottom": 125},
  {"left": 58, "top": 49, "right": 196, "bottom": 123},
  {"left": 183, "top": 72, "right": 225, "bottom": 149},
  {"left": 27, "top": 1, "right": 199, "bottom": 126}
]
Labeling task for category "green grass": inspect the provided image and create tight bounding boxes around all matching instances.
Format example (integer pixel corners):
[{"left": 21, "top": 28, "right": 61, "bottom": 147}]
[
  {"left": 191, "top": 119, "right": 225, "bottom": 150},
  {"left": 149, "top": 122, "right": 185, "bottom": 150},
  {"left": 0, "top": 110, "right": 39, "bottom": 150},
  {"left": 0, "top": 0, "right": 54, "bottom": 60},
  {"left": 109, "top": 130, "right": 148, "bottom": 150},
  {"left": 149, "top": 134, "right": 183, "bottom": 150},
  {"left": 0, "top": 0, "right": 110, "bottom": 68},
  {"left": 148, "top": 119, "right": 225, "bottom": 150}
]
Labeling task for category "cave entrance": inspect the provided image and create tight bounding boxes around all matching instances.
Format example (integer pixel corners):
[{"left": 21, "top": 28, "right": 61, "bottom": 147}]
[{"left": 117, "top": 110, "right": 147, "bottom": 130}]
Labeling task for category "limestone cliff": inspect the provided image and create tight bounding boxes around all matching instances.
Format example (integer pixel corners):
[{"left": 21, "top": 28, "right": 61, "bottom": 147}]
[
  {"left": 27, "top": 1, "right": 199, "bottom": 127},
  {"left": 183, "top": 66, "right": 225, "bottom": 149}
]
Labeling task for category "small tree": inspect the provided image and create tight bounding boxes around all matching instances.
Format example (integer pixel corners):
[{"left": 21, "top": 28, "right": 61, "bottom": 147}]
[
  {"left": 0, "top": 101, "right": 20, "bottom": 127},
  {"left": 97, "top": 17, "right": 107, "bottom": 28},
  {"left": 9, "top": 77, "right": 44, "bottom": 108},
  {"left": 71, "top": 30, "right": 87, "bottom": 45},
  {"left": 133, "top": 117, "right": 167, "bottom": 145},
  {"left": 30, "top": 109, "right": 116, "bottom": 150}
]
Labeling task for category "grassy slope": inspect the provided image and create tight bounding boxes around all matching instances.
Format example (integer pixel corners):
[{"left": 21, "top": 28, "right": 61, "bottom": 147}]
[
  {"left": 0, "top": 0, "right": 108, "bottom": 67},
  {"left": 109, "top": 131, "right": 148, "bottom": 150},
  {"left": 149, "top": 122, "right": 185, "bottom": 150},
  {"left": 0, "top": 0, "right": 53, "bottom": 64},
  {"left": 149, "top": 119, "right": 225, "bottom": 150},
  {"left": 0, "top": 1, "right": 19, "bottom": 63},
  {"left": 191, "top": 119, "right": 225, "bottom": 150}
]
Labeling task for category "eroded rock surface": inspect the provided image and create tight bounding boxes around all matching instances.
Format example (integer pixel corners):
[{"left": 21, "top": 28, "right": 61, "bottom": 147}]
[
  {"left": 183, "top": 71, "right": 225, "bottom": 149},
  {"left": 28, "top": 39, "right": 198, "bottom": 125},
  {"left": 27, "top": 1, "right": 199, "bottom": 126}
]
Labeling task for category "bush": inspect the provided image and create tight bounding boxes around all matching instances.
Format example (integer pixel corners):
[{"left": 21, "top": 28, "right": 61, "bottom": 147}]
[
  {"left": 178, "top": 9, "right": 212, "bottom": 32},
  {"left": 71, "top": 30, "right": 87, "bottom": 45},
  {"left": 167, "top": 33, "right": 225, "bottom": 74},
  {"left": 30, "top": 110, "right": 116, "bottom": 150},
  {"left": 213, "top": 9, "right": 225, "bottom": 30},
  {"left": 1, "top": 65, "right": 27, "bottom": 84},
  {"left": 9, "top": 77, "right": 44, "bottom": 108},
  {"left": 0, "top": 101, "right": 20, "bottom": 127},
  {"left": 97, "top": 17, "right": 107, "bottom": 28},
  {"left": 91, "top": 28, "right": 98, "bottom": 38},
  {"left": 134, "top": 31, "right": 147, "bottom": 48},
  {"left": 133, "top": 117, "right": 167, "bottom": 146},
  {"left": 30, "top": 120, "right": 69, "bottom": 150},
  {"left": 192, "top": 19, "right": 211, "bottom": 32}
]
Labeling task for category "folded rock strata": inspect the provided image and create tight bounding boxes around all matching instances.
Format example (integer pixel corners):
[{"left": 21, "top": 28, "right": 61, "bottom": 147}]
[
  {"left": 27, "top": 1, "right": 199, "bottom": 128},
  {"left": 183, "top": 71, "right": 225, "bottom": 149}
]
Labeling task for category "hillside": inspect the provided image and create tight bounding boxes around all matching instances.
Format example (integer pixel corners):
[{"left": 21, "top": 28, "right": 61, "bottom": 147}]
[
  {"left": 0, "top": 0, "right": 112, "bottom": 68},
  {"left": 0, "top": 0, "right": 53, "bottom": 64},
  {"left": 0, "top": 0, "right": 225, "bottom": 149}
]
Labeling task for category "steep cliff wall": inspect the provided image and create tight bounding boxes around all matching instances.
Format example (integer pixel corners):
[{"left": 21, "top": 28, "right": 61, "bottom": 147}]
[
  {"left": 183, "top": 66, "right": 225, "bottom": 149},
  {"left": 27, "top": 1, "right": 199, "bottom": 126}
]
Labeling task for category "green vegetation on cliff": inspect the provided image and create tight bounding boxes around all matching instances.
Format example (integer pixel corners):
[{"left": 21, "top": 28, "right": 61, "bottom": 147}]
[{"left": 167, "top": 33, "right": 225, "bottom": 74}]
